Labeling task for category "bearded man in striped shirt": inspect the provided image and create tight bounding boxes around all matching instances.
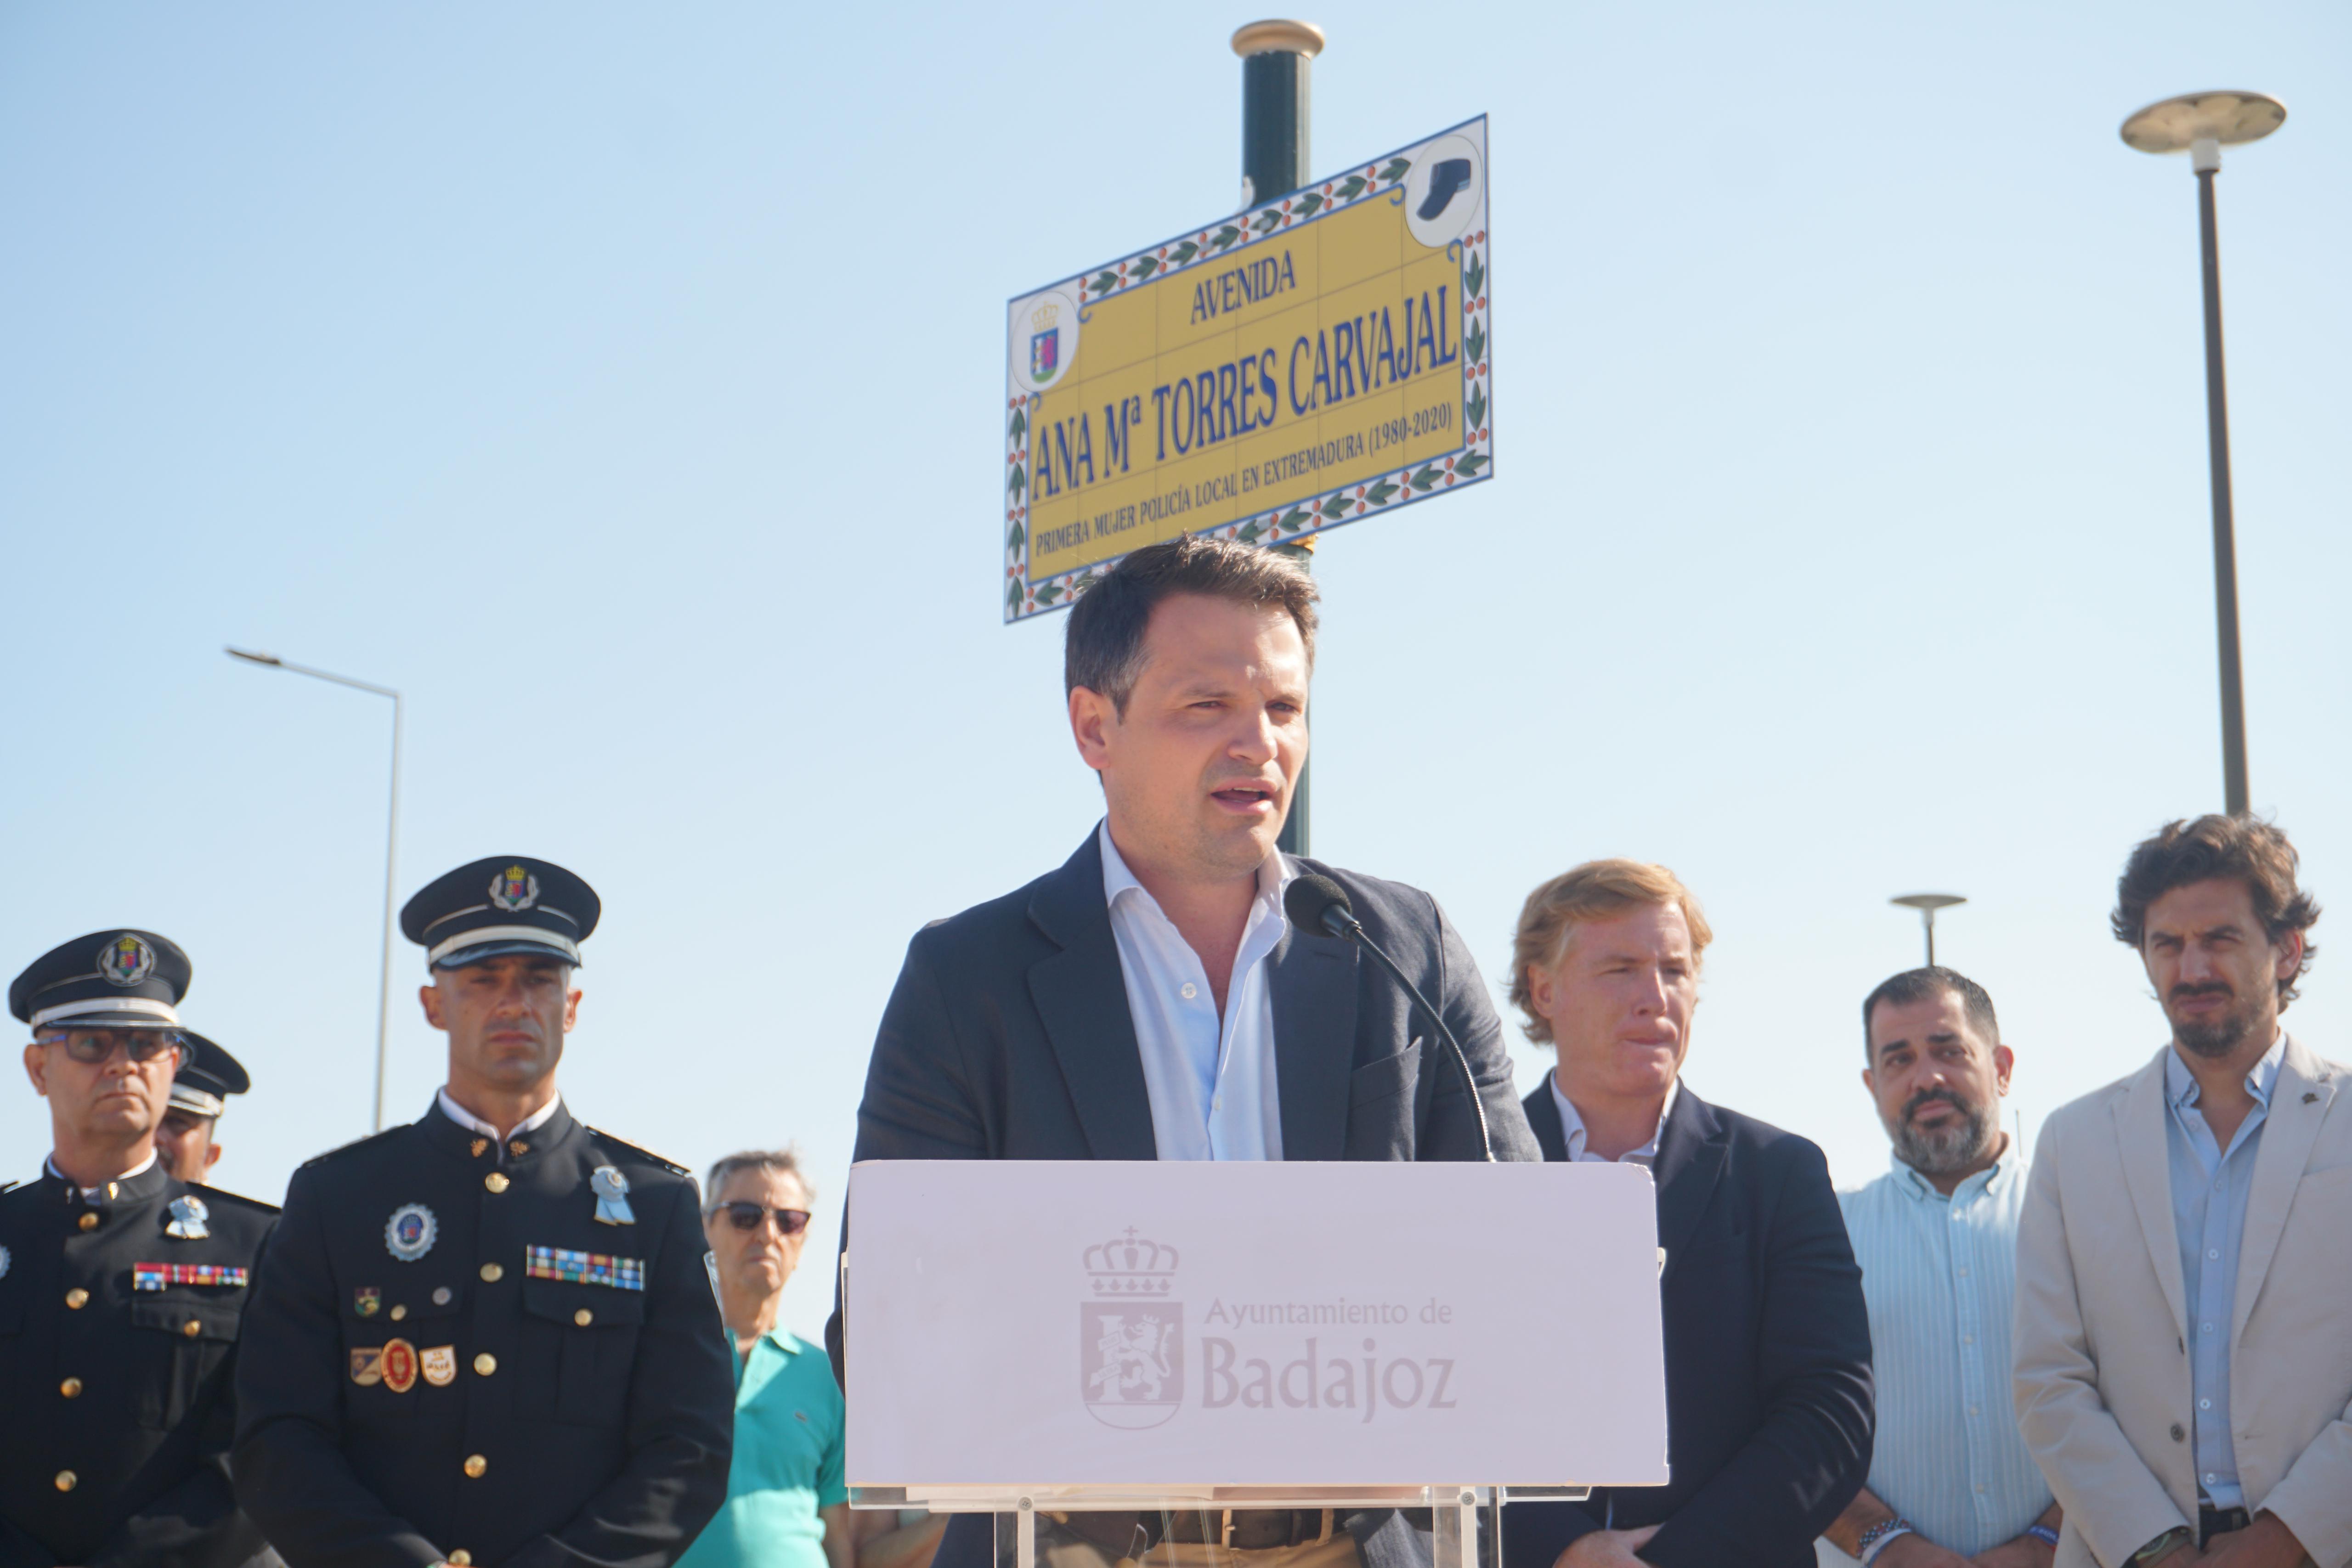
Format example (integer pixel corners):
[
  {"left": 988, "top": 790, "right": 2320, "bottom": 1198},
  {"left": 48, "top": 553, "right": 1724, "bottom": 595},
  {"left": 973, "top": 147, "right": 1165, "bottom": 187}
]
[{"left": 1819, "top": 968, "right": 2061, "bottom": 1568}]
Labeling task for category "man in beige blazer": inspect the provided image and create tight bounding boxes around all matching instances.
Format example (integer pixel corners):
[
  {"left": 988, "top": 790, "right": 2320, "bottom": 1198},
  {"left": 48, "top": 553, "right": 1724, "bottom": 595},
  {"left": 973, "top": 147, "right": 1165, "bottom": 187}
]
[{"left": 2016, "top": 816, "right": 2349, "bottom": 1568}]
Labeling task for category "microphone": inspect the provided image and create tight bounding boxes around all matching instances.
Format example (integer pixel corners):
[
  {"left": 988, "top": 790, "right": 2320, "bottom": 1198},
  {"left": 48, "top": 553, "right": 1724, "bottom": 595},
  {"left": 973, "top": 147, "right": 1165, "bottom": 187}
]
[{"left": 1283, "top": 873, "right": 1496, "bottom": 1162}]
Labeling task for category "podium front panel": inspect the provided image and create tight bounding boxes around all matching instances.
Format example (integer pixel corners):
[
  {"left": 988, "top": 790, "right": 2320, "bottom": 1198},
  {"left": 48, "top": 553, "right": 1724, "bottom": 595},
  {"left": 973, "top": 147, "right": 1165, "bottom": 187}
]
[{"left": 844, "top": 1160, "right": 1667, "bottom": 1494}]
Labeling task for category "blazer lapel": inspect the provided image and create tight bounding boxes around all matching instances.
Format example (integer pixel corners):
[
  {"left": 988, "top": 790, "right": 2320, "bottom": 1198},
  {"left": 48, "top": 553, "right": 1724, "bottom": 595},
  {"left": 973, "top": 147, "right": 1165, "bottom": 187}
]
[
  {"left": 1521, "top": 1077, "right": 1570, "bottom": 1163},
  {"left": 1269, "top": 912, "right": 1360, "bottom": 1161},
  {"left": 2233, "top": 1034, "right": 2336, "bottom": 1339},
  {"left": 1652, "top": 1086, "right": 1726, "bottom": 1286},
  {"left": 1026, "top": 832, "right": 1158, "bottom": 1160},
  {"left": 2117, "top": 1048, "right": 2188, "bottom": 1338}
]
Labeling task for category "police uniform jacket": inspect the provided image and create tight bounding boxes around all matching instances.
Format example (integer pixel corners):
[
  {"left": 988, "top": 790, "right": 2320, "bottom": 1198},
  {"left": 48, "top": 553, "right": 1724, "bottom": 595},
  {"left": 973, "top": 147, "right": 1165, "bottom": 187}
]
[
  {"left": 0, "top": 1161, "right": 279, "bottom": 1568},
  {"left": 232, "top": 1100, "right": 734, "bottom": 1568}
]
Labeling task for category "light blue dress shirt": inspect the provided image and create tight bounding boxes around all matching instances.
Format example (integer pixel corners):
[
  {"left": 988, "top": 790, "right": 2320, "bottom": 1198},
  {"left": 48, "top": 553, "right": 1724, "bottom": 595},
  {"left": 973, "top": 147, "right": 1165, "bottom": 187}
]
[
  {"left": 2163, "top": 1033, "right": 2284, "bottom": 1511},
  {"left": 1820, "top": 1144, "right": 2049, "bottom": 1561},
  {"left": 1546, "top": 1072, "right": 1677, "bottom": 1167},
  {"left": 1100, "top": 820, "right": 1293, "bottom": 1161}
]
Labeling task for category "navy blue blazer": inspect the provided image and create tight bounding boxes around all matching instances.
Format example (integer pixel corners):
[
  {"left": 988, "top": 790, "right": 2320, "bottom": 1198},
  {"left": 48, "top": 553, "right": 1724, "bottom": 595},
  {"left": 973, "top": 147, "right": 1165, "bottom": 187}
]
[{"left": 1503, "top": 1079, "right": 1872, "bottom": 1568}]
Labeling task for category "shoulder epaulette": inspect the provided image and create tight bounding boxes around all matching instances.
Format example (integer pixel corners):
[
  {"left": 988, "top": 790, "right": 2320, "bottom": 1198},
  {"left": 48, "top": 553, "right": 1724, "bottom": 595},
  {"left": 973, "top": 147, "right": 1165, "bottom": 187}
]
[
  {"left": 185, "top": 1181, "right": 283, "bottom": 1216},
  {"left": 584, "top": 1125, "right": 691, "bottom": 1178},
  {"left": 297, "top": 1123, "right": 408, "bottom": 1170}
]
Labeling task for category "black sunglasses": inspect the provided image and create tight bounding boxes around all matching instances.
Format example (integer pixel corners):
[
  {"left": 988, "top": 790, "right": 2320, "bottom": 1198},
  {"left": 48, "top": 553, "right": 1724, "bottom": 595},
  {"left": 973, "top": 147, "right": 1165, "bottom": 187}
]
[{"left": 709, "top": 1201, "right": 810, "bottom": 1235}]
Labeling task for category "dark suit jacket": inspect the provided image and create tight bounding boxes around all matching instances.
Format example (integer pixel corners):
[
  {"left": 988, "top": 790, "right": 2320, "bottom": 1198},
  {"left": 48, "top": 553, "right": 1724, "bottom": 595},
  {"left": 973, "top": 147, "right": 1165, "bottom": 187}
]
[
  {"left": 835, "top": 829, "right": 1540, "bottom": 1568},
  {"left": 1504, "top": 1081, "right": 1872, "bottom": 1568}
]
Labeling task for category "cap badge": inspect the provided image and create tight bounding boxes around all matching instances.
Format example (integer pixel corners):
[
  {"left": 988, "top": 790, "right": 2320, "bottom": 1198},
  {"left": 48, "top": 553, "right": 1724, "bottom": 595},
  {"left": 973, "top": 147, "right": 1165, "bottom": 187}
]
[
  {"left": 96, "top": 934, "right": 157, "bottom": 988},
  {"left": 355, "top": 1286, "right": 381, "bottom": 1317},
  {"left": 380, "top": 1338, "right": 419, "bottom": 1393},
  {"left": 384, "top": 1203, "right": 439, "bottom": 1263},
  {"left": 591, "top": 1165, "right": 635, "bottom": 1226},
  {"left": 488, "top": 864, "right": 541, "bottom": 912},
  {"left": 349, "top": 1346, "right": 384, "bottom": 1386},
  {"left": 421, "top": 1345, "right": 457, "bottom": 1386},
  {"left": 165, "top": 1195, "right": 211, "bottom": 1240}
]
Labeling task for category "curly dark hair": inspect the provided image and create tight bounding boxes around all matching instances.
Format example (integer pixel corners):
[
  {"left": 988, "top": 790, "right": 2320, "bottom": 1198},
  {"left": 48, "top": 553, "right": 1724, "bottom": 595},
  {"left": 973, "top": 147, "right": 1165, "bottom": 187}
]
[{"left": 2112, "top": 815, "right": 2319, "bottom": 1006}]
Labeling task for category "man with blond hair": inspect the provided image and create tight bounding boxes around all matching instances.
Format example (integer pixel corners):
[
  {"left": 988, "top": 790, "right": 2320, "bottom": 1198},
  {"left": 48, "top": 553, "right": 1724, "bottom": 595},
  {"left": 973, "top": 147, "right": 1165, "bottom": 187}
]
[{"left": 1502, "top": 860, "right": 1873, "bottom": 1568}]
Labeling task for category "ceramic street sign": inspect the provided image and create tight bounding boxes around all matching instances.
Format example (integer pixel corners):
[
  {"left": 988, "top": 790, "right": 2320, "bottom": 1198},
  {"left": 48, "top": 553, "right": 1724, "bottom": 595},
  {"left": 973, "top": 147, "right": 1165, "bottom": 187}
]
[{"left": 1003, "top": 116, "right": 1492, "bottom": 621}]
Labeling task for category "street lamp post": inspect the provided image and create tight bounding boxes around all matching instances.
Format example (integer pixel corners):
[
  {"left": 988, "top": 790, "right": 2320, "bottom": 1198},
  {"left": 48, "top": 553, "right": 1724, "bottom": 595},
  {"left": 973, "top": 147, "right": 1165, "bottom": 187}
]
[
  {"left": 1233, "top": 19, "right": 1326, "bottom": 857},
  {"left": 227, "top": 647, "right": 403, "bottom": 1132},
  {"left": 2120, "top": 90, "right": 2287, "bottom": 818},
  {"left": 1890, "top": 893, "right": 1966, "bottom": 968}
]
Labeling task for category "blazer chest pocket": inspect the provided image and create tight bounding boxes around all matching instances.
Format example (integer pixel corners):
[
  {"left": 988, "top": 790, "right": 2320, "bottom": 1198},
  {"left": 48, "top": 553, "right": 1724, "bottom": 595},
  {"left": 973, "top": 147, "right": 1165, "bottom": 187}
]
[
  {"left": 522, "top": 1279, "right": 646, "bottom": 1426},
  {"left": 131, "top": 1298, "right": 239, "bottom": 1428},
  {"left": 1344, "top": 1040, "right": 1424, "bottom": 1160}
]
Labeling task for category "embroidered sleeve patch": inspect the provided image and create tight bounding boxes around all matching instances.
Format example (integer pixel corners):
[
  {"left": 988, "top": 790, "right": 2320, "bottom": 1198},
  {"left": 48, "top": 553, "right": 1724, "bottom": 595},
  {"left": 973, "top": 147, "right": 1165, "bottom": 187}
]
[
  {"left": 526, "top": 1245, "right": 646, "bottom": 1291},
  {"left": 134, "top": 1263, "right": 250, "bottom": 1290}
]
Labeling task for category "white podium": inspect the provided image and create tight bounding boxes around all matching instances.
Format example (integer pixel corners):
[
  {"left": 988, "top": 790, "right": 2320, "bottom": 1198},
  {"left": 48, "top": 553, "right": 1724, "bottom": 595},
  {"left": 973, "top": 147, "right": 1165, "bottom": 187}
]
[{"left": 842, "top": 1160, "right": 1668, "bottom": 1568}]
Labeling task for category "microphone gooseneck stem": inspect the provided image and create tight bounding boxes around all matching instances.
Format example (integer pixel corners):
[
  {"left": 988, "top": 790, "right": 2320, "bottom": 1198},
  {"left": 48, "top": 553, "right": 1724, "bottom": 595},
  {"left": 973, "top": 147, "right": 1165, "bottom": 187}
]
[{"left": 1323, "top": 911, "right": 1496, "bottom": 1163}]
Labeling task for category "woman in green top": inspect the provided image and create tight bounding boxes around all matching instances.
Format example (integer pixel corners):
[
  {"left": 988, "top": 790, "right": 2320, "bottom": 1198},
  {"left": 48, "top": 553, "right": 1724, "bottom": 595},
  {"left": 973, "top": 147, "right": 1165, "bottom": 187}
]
[{"left": 679, "top": 1150, "right": 852, "bottom": 1568}]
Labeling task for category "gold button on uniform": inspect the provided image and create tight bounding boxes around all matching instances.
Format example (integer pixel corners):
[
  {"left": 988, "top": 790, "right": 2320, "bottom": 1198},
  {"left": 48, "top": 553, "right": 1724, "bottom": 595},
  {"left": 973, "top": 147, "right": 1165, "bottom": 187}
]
[
  {"left": 463, "top": 1454, "right": 488, "bottom": 1478},
  {"left": 78, "top": 1212, "right": 100, "bottom": 1231},
  {"left": 479, "top": 1263, "right": 503, "bottom": 1283},
  {"left": 65, "top": 1288, "right": 89, "bottom": 1309},
  {"left": 573, "top": 1308, "right": 594, "bottom": 1327},
  {"left": 484, "top": 1173, "right": 510, "bottom": 1194},
  {"left": 182, "top": 1318, "right": 202, "bottom": 1337},
  {"left": 473, "top": 1353, "right": 497, "bottom": 1376},
  {"left": 60, "top": 1378, "right": 83, "bottom": 1399},
  {"left": 450, "top": 1553, "right": 473, "bottom": 1566},
  {"left": 390, "top": 1304, "right": 407, "bottom": 1321},
  {"left": 432, "top": 1286, "right": 453, "bottom": 1306},
  {"left": 54, "top": 1471, "right": 76, "bottom": 1493}
]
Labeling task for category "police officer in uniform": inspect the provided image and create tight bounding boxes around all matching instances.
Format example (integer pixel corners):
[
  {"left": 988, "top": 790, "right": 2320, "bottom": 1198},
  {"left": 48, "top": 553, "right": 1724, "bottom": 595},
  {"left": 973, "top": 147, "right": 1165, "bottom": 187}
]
[
  {"left": 3, "top": 931, "right": 279, "bottom": 1568},
  {"left": 156, "top": 1032, "right": 254, "bottom": 1186},
  {"left": 234, "top": 857, "right": 734, "bottom": 1568}
]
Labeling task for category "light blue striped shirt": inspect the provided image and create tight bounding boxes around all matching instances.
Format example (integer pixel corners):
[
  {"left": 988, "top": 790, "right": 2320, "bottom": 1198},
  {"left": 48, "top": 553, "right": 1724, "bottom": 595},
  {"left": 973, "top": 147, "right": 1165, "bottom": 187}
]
[
  {"left": 1820, "top": 1144, "right": 2050, "bottom": 1562},
  {"left": 2163, "top": 1034, "right": 2283, "bottom": 1511}
]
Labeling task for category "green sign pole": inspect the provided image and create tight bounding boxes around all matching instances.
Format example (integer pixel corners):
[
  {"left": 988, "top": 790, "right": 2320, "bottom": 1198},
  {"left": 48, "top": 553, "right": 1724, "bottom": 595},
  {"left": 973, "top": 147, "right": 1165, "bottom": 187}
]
[{"left": 1233, "top": 20, "right": 1324, "bottom": 858}]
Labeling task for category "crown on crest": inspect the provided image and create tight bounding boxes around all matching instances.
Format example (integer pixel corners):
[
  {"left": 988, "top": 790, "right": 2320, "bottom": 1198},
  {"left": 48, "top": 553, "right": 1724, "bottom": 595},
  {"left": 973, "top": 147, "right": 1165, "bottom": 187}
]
[
  {"left": 1084, "top": 1227, "right": 1178, "bottom": 1295},
  {"left": 1032, "top": 300, "right": 1060, "bottom": 332}
]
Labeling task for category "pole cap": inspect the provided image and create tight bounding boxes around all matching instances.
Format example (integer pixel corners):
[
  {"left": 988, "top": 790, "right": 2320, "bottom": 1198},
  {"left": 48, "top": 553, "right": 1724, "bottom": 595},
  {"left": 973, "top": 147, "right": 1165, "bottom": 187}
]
[
  {"left": 1891, "top": 893, "right": 1967, "bottom": 914},
  {"left": 2120, "top": 91, "right": 2285, "bottom": 155},
  {"left": 1231, "top": 19, "right": 1325, "bottom": 57}
]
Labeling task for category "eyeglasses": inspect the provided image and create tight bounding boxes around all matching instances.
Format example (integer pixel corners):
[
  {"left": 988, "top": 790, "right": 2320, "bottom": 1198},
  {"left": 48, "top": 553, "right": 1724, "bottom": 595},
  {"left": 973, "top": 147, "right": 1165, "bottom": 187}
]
[
  {"left": 708, "top": 1201, "right": 811, "bottom": 1236},
  {"left": 41, "top": 1029, "right": 187, "bottom": 1066}
]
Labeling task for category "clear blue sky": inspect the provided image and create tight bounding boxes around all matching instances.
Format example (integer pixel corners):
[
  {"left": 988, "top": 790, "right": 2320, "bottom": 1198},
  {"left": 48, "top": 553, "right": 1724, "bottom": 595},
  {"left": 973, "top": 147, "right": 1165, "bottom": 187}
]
[{"left": 4, "top": 1, "right": 2346, "bottom": 1338}]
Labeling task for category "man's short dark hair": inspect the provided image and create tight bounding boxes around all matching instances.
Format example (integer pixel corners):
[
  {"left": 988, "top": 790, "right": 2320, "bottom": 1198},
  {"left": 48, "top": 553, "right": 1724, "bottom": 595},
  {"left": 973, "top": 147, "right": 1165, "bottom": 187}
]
[
  {"left": 1063, "top": 535, "right": 1319, "bottom": 716},
  {"left": 2111, "top": 815, "right": 2319, "bottom": 1005},
  {"left": 1861, "top": 966, "right": 2000, "bottom": 1063}
]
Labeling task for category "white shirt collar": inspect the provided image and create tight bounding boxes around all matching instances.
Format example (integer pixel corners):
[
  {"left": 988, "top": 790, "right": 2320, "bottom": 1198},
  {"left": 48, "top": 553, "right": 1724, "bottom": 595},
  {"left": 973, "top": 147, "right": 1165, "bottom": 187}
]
[
  {"left": 436, "top": 1086, "right": 564, "bottom": 1140},
  {"left": 1549, "top": 1070, "right": 1679, "bottom": 1166},
  {"left": 1099, "top": 818, "right": 1294, "bottom": 919},
  {"left": 46, "top": 1149, "right": 158, "bottom": 1199}
]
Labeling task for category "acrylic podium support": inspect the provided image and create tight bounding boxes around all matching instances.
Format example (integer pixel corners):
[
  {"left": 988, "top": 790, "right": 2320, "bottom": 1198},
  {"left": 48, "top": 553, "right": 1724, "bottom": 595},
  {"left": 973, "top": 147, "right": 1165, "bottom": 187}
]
[{"left": 842, "top": 1161, "right": 1665, "bottom": 1568}]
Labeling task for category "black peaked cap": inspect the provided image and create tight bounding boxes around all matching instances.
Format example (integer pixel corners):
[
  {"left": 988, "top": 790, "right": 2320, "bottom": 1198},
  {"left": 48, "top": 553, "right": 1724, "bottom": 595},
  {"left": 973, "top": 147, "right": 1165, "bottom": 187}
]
[
  {"left": 11, "top": 929, "right": 192, "bottom": 1029},
  {"left": 400, "top": 856, "right": 599, "bottom": 970}
]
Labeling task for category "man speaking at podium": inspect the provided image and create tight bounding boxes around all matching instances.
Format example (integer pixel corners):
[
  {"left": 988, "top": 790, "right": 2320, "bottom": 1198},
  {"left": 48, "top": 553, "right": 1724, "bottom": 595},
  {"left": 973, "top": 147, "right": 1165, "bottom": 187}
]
[{"left": 838, "top": 535, "right": 1539, "bottom": 1568}]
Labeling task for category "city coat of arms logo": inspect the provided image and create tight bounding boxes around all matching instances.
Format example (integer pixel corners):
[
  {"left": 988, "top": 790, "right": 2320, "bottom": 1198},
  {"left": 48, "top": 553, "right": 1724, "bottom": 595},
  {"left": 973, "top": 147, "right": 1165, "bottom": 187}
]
[
  {"left": 96, "top": 934, "right": 157, "bottom": 987},
  {"left": 1029, "top": 301, "right": 1062, "bottom": 384},
  {"left": 1080, "top": 1227, "right": 1182, "bottom": 1429},
  {"left": 488, "top": 863, "right": 540, "bottom": 911}
]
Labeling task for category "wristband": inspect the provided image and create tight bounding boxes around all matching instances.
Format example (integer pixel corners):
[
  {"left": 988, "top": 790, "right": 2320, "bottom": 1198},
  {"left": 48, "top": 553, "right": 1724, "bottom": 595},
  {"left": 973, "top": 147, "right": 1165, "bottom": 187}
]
[
  {"left": 1855, "top": 1520, "right": 1914, "bottom": 1565},
  {"left": 2025, "top": 1524, "right": 2060, "bottom": 1549}
]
